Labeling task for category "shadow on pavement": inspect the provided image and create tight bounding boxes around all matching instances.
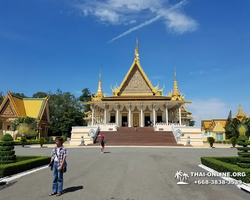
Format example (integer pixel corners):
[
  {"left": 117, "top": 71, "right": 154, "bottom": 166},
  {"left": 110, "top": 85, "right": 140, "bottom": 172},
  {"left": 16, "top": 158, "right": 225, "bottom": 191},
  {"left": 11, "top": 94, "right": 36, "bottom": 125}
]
[
  {"left": 104, "top": 152, "right": 111, "bottom": 154},
  {"left": 0, "top": 181, "right": 17, "bottom": 190},
  {"left": 63, "top": 186, "right": 83, "bottom": 193}
]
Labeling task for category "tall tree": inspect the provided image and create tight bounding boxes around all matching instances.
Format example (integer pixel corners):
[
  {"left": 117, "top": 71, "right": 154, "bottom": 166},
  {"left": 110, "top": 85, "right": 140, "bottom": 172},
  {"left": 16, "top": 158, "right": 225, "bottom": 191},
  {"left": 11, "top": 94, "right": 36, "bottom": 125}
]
[
  {"left": 78, "top": 88, "right": 92, "bottom": 126},
  {"left": 189, "top": 120, "right": 195, "bottom": 127},
  {"left": 0, "top": 91, "right": 4, "bottom": 105},
  {"left": 32, "top": 92, "right": 48, "bottom": 98},
  {"left": 48, "top": 89, "right": 84, "bottom": 137}
]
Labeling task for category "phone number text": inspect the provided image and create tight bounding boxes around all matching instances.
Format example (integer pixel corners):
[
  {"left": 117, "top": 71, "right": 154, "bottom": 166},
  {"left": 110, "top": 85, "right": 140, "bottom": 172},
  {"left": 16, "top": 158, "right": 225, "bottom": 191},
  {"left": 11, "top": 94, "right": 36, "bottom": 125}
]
[{"left": 194, "top": 179, "right": 242, "bottom": 185}]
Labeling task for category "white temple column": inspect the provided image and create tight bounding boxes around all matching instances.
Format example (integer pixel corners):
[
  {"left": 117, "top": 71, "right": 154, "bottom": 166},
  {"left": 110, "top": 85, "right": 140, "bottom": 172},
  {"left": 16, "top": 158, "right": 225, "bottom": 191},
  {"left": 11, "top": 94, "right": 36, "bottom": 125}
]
[
  {"left": 128, "top": 103, "right": 131, "bottom": 127},
  {"left": 179, "top": 105, "right": 182, "bottom": 125},
  {"left": 153, "top": 103, "right": 156, "bottom": 126},
  {"left": 104, "top": 104, "right": 107, "bottom": 125},
  {"left": 165, "top": 103, "right": 168, "bottom": 125},
  {"left": 91, "top": 105, "right": 94, "bottom": 126},
  {"left": 140, "top": 103, "right": 143, "bottom": 127},
  {"left": 116, "top": 103, "right": 119, "bottom": 126}
]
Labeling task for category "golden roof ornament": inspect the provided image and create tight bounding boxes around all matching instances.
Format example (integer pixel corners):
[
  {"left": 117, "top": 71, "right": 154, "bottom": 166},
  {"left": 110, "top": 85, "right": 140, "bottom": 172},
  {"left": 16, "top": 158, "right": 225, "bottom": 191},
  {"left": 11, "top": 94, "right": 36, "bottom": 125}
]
[
  {"left": 135, "top": 37, "right": 139, "bottom": 61},
  {"left": 92, "top": 70, "right": 105, "bottom": 101},
  {"left": 170, "top": 68, "right": 182, "bottom": 100},
  {"left": 235, "top": 103, "right": 246, "bottom": 121}
]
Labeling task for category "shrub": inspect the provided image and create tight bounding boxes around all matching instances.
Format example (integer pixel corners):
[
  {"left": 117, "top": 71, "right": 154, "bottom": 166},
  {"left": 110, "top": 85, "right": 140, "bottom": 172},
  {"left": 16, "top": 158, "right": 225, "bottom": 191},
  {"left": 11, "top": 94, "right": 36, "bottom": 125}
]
[
  {"left": 230, "top": 137, "right": 237, "bottom": 147},
  {"left": 201, "top": 157, "right": 250, "bottom": 183},
  {"left": 62, "top": 135, "right": 66, "bottom": 143},
  {"left": 49, "top": 136, "right": 54, "bottom": 143},
  {"left": 237, "top": 135, "right": 250, "bottom": 168},
  {"left": 39, "top": 137, "right": 45, "bottom": 147},
  {"left": 26, "top": 130, "right": 38, "bottom": 140},
  {"left": 20, "top": 137, "right": 27, "bottom": 147},
  {"left": 207, "top": 137, "right": 215, "bottom": 147},
  {"left": 0, "top": 155, "right": 50, "bottom": 178},
  {"left": 0, "top": 134, "right": 16, "bottom": 165}
]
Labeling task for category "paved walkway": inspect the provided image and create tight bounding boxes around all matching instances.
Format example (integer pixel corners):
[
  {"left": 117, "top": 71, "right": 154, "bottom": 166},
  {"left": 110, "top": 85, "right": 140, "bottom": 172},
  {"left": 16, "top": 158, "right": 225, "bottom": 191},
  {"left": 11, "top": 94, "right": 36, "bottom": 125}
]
[{"left": 0, "top": 147, "right": 249, "bottom": 200}]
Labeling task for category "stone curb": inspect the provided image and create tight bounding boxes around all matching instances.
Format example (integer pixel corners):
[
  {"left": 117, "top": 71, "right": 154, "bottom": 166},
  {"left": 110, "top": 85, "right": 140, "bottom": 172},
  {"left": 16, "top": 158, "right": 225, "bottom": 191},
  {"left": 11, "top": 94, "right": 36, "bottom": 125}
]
[{"left": 0, "top": 165, "right": 48, "bottom": 184}]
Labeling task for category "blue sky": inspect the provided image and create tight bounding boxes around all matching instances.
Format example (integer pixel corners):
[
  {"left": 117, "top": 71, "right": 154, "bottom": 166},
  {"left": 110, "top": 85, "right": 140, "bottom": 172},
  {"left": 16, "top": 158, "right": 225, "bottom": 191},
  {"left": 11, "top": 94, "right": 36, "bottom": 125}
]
[{"left": 1, "top": 0, "right": 250, "bottom": 125}]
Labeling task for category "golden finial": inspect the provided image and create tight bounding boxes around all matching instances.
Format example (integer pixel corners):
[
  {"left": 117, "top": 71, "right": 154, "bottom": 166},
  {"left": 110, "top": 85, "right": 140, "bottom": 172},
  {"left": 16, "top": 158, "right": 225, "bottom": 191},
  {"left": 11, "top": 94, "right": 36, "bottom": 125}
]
[
  {"left": 175, "top": 67, "right": 176, "bottom": 81},
  {"left": 96, "top": 70, "right": 104, "bottom": 96},
  {"left": 173, "top": 68, "right": 180, "bottom": 95},
  {"left": 135, "top": 37, "right": 139, "bottom": 60}
]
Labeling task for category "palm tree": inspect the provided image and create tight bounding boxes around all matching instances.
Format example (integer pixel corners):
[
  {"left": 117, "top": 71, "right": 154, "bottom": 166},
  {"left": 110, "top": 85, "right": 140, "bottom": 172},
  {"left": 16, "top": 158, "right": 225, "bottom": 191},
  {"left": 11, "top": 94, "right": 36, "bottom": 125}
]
[
  {"left": 18, "top": 123, "right": 30, "bottom": 137},
  {"left": 174, "top": 170, "right": 183, "bottom": 182},
  {"left": 182, "top": 173, "right": 189, "bottom": 182}
]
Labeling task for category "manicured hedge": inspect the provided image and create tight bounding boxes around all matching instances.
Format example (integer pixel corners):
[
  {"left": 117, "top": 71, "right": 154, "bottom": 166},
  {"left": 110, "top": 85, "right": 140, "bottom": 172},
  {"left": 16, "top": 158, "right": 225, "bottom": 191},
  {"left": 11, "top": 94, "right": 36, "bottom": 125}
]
[
  {"left": 13, "top": 140, "right": 51, "bottom": 146},
  {"left": 0, "top": 155, "right": 51, "bottom": 178},
  {"left": 201, "top": 157, "right": 250, "bottom": 183}
]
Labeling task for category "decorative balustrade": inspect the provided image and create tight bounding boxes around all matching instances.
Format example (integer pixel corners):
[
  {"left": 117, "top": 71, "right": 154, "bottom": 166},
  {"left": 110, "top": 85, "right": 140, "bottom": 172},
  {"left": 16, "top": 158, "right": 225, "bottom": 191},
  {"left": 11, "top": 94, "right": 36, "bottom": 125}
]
[
  {"left": 171, "top": 125, "right": 182, "bottom": 142},
  {"left": 88, "top": 126, "right": 100, "bottom": 141}
]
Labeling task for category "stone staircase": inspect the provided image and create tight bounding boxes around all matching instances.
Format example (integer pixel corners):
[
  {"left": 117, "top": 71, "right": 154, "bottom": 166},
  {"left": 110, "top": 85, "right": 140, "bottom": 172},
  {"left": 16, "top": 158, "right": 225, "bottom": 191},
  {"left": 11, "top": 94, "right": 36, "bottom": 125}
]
[{"left": 95, "top": 127, "right": 184, "bottom": 146}]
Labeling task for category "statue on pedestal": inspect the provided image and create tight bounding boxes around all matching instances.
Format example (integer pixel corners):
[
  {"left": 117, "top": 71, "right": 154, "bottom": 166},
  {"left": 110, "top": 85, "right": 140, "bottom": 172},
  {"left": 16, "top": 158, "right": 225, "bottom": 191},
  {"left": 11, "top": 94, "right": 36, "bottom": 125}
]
[
  {"left": 81, "top": 136, "right": 84, "bottom": 145},
  {"left": 186, "top": 135, "right": 191, "bottom": 145}
]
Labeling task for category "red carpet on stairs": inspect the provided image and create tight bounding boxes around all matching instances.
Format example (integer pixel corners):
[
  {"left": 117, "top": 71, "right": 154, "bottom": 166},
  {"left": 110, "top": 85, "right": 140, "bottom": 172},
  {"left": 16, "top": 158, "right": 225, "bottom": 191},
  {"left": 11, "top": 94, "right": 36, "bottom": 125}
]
[{"left": 94, "top": 127, "right": 184, "bottom": 146}]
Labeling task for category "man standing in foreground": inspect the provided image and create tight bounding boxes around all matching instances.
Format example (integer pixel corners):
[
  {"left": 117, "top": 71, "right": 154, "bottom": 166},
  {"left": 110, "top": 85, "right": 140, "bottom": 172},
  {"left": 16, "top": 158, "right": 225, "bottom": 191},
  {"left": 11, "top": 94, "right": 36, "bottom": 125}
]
[{"left": 49, "top": 137, "right": 68, "bottom": 197}]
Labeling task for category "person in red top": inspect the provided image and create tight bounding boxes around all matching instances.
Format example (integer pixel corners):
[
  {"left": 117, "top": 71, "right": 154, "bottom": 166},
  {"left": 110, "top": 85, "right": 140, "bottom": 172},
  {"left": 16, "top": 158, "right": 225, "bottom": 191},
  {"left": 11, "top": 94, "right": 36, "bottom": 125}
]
[{"left": 100, "top": 137, "right": 106, "bottom": 153}]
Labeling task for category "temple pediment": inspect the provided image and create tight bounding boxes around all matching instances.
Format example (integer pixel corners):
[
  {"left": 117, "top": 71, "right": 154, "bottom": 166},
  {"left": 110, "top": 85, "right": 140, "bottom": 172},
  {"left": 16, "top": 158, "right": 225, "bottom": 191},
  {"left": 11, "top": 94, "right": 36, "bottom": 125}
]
[
  {"left": 119, "top": 64, "right": 153, "bottom": 95},
  {"left": 0, "top": 100, "right": 17, "bottom": 118}
]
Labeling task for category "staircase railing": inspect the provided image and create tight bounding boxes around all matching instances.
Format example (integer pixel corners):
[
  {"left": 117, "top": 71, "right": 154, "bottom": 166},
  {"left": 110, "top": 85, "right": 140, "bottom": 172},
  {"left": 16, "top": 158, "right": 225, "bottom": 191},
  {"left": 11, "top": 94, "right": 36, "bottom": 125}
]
[
  {"left": 171, "top": 124, "right": 183, "bottom": 142},
  {"left": 171, "top": 125, "right": 177, "bottom": 142},
  {"left": 88, "top": 126, "right": 100, "bottom": 142}
]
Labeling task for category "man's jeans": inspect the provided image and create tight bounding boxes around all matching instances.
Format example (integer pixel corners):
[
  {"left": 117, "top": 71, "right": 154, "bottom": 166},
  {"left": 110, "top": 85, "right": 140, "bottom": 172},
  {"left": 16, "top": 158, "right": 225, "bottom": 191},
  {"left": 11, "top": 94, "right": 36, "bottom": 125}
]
[{"left": 52, "top": 162, "right": 63, "bottom": 193}]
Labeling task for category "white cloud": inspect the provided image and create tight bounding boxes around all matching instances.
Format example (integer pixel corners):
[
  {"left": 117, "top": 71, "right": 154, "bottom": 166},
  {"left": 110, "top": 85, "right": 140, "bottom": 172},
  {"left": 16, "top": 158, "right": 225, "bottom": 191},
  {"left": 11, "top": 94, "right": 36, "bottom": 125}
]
[
  {"left": 73, "top": 0, "right": 198, "bottom": 42},
  {"left": 186, "top": 98, "right": 231, "bottom": 127}
]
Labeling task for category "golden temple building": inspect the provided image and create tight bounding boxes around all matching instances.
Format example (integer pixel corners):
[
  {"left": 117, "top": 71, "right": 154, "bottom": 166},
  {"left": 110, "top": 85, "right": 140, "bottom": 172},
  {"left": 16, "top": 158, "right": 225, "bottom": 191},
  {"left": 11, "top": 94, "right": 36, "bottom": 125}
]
[
  {"left": 201, "top": 104, "right": 249, "bottom": 141},
  {"left": 83, "top": 39, "right": 193, "bottom": 129},
  {"left": 0, "top": 92, "right": 50, "bottom": 139}
]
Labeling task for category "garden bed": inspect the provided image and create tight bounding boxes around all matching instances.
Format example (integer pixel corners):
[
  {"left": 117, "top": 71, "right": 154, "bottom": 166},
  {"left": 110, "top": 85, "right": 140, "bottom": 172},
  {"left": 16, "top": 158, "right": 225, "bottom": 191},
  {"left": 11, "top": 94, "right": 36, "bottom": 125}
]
[
  {"left": 201, "top": 157, "right": 250, "bottom": 183},
  {"left": 0, "top": 155, "right": 50, "bottom": 178}
]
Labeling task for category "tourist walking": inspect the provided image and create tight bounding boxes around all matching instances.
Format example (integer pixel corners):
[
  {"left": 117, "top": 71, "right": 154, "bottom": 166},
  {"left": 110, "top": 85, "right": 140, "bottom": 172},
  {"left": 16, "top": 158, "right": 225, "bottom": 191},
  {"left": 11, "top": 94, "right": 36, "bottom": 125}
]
[
  {"left": 100, "top": 136, "right": 106, "bottom": 153},
  {"left": 49, "top": 137, "right": 68, "bottom": 197}
]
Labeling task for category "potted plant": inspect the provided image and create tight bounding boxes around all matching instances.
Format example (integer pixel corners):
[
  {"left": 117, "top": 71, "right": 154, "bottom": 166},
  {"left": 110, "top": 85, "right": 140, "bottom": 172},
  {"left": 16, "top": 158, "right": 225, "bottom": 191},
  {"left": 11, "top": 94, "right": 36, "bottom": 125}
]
[
  {"left": 230, "top": 137, "right": 237, "bottom": 148},
  {"left": 39, "top": 137, "right": 45, "bottom": 147},
  {"left": 207, "top": 137, "right": 215, "bottom": 148}
]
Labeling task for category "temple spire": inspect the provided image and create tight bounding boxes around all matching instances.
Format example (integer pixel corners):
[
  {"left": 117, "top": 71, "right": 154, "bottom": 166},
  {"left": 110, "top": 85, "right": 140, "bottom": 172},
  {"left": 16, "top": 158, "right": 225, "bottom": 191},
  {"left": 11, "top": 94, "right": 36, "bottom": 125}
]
[
  {"left": 97, "top": 70, "right": 103, "bottom": 95},
  {"left": 135, "top": 37, "right": 139, "bottom": 60},
  {"left": 236, "top": 103, "right": 245, "bottom": 117},
  {"left": 173, "top": 68, "right": 180, "bottom": 95}
]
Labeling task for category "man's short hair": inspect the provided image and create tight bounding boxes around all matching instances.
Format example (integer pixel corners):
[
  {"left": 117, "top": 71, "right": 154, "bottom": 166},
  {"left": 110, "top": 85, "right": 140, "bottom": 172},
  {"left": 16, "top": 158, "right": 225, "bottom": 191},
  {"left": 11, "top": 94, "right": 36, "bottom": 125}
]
[{"left": 55, "top": 137, "right": 63, "bottom": 143}]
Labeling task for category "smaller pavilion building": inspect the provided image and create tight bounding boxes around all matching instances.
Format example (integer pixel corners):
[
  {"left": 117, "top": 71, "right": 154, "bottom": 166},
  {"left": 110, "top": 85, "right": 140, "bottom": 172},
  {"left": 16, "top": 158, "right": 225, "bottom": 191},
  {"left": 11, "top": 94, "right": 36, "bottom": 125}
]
[
  {"left": 201, "top": 104, "right": 249, "bottom": 141},
  {"left": 0, "top": 92, "right": 50, "bottom": 139}
]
